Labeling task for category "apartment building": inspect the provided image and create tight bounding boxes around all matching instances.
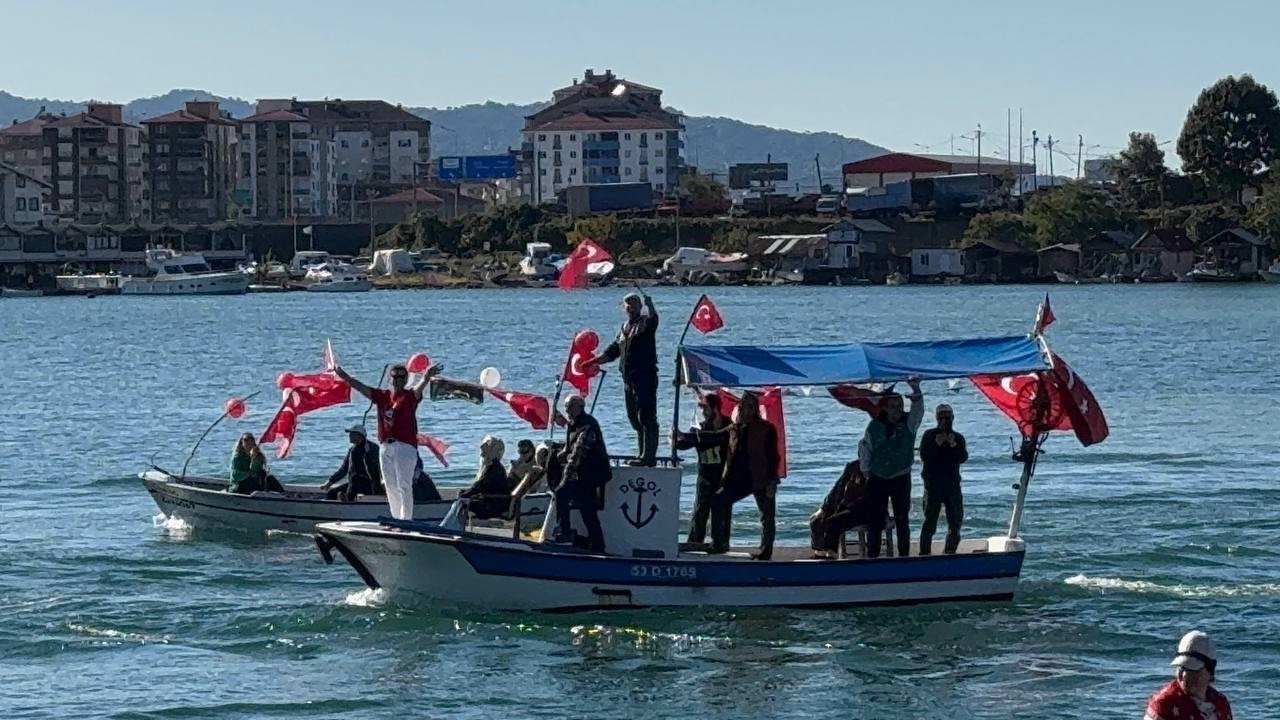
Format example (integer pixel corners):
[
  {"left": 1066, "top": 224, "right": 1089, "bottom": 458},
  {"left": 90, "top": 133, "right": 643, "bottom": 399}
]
[
  {"left": 0, "top": 161, "right": 52, "bottom": 224},
  {"left": 40, "top": 103, "right": 144, "bottom": 223},
  {"left": 140, "top": 101, "right": 238, "bottom": 223},
  {"left": 236, "top": 105, "right": 337, "bottom": 220},
  {"left": 0, "top": 108, "right": 58, "bottom": 185},
  {"left": 521, "top": 69, "right": 683, "bottom": 202}
]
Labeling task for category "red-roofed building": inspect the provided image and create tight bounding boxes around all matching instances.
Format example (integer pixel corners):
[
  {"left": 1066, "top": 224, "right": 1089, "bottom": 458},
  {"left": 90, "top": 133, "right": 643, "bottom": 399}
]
[
  {"left": 0, "top": 107, "right": 59, "bottom": 185},
  {"left": 521, "top": 69, "right": 683, "bottom": 203},
  {"left": 40, "top": 103, "right": 145, "bottom": 223},
  {"left": 141, "top": 101, "right": 238, "bottom": 223},
  {"left": 842, "top": 152, "right": 1034, "bottom": 189}
]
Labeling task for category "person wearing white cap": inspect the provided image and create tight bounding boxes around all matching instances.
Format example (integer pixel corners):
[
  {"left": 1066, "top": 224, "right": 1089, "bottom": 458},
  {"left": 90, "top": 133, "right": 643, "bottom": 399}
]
[{"left": 1144, "top": 630, "right": 1233, "bottom": 720}]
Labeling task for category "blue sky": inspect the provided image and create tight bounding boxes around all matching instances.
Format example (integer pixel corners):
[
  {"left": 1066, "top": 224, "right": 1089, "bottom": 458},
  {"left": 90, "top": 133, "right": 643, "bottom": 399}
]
[{"left": 4, "top": 0, "right": 1277, "bottom": 168}]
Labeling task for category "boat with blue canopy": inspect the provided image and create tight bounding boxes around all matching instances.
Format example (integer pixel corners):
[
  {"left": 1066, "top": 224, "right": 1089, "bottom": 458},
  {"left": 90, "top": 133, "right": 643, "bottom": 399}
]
[{"left": 314, "top": 310, "right": 1107, "bottom": 611}]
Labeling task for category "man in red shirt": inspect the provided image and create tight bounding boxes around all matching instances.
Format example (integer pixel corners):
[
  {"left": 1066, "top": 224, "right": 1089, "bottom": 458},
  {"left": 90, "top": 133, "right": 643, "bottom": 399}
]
[
  {"left": 1145, "top": 630, "right": 1233, "bottom": 720},
  {"left": 336, "top": 362, "right": 440, "bottom": 520}
]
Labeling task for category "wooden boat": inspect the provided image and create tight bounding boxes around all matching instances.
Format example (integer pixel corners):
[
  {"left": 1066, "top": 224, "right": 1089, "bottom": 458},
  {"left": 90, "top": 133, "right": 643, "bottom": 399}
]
[
  {"left": 1, "top": 287, "right": 44, "bottom": 298},
  {"left": 317, "top": 329, "right": 1106, "bottom": 611}
]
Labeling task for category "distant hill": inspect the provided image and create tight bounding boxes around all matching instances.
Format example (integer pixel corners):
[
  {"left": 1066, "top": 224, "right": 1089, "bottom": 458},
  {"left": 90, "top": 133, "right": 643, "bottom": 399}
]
[{"left": 0, "top": 89, "right": 886, "bottom": 190}]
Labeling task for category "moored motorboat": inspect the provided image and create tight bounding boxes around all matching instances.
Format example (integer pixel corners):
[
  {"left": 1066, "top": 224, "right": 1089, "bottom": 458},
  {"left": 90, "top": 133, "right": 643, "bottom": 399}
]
[
  {"left": 142, "top": 469, "right": 548, "bottom": 534},
  {"left": 120, "top": 248, "right": 249, "bottom": 295},
  {"left": 1187, "top": 261, "right": 1239, "bottom": 282},
  {"left": 317, "top": 324, "right": 1108, "bottom": 612},
  {"left": 303, "top": 263, "right": 372, "bottom": 293},
  {"left": 1, "top": 287, "right": 44, "bottom": 298},
  {"left": 1259, "top": 262, "right": 1280, "bottom": 283}
]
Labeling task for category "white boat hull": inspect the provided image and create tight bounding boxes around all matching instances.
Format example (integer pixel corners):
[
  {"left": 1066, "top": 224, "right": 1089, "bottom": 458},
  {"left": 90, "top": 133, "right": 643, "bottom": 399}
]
[
  {"left": 1, "top": 288, "right": 44, "bottom": 298},
  {"left": 316, "top": 522, "right": 1025, "bottom": 611},
  {"left": 142, "top": 471, "right": 547, "bottom": 535},
  {"left": 1260, "top": 269, "right": 1280, "bottom": 283},
  {"left": 121, "top": 273, "right": 249, "bottom": 295}
]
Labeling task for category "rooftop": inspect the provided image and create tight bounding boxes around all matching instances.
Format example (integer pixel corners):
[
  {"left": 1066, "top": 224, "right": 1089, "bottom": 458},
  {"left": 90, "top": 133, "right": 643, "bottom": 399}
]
[
  {"left": 528, "top": 111, "right": 681, "bottom": 132},
  {"left": 371, "top": 188, "right": 447, "bottom": 205},
  {"left": 141, "top": 109, "right": 235, "bottom": 126},
  {"left": 240, "top": 109, "right": 309, "bottom": 123}
]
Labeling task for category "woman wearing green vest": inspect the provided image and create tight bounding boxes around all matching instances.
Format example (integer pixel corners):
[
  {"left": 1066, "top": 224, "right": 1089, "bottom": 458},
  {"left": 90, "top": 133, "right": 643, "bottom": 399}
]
[{"left": 857, "top": 378, "right": 923, "bottom": 558}]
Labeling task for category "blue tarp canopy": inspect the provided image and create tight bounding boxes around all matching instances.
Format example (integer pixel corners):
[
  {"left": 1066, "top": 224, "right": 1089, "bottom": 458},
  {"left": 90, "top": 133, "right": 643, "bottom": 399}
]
[{"left": 680, "top": 335, "right": 1049, "bottom": 388}]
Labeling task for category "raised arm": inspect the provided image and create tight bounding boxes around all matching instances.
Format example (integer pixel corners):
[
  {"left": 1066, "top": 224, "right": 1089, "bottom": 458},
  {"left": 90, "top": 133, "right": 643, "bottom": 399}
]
[
  {"left": 905, "top": 379, "right": 925, "bottom": 434},
  {"left": 411, "top": 363, "right": 444, "bottom": 400},
  {"left": 334, "top": 366, "right": 375, "bottom": 401},
  {"left": 643, "top": 295, "right": 659, "bottom": 331}
]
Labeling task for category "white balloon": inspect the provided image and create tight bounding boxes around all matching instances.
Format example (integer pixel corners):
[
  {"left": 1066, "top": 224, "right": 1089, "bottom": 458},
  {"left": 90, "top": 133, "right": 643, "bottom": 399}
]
[{"left": 479, "top": 367, "right": 502, "bottom": 389}]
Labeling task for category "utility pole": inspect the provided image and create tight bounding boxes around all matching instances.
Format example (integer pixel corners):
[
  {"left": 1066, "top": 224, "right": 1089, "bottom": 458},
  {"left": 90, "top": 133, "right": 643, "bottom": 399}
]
[
  {"left": 975, "top": 124, "right": 982, "bottom": 174},
  {"left": 950, "top": 134, "right": 954, "bottom": 154},
  {"left": 1046, "top": 135, "right": 1055, "bottom": 186},
  {"left": 1076, "top": 134, "right": 1084, "bottom": 181},
  {"left": 1007, "top": 108, "right": 1012, "bottom": 174},
  {"left": 814, "top": 153, "right": 823, "bottom": 191},
  {"left": 1031, "top": 131, "right": 1039, "bottom": 190},
  {"left": 367, "top": 189, "right": 376, "bottom": 248}
]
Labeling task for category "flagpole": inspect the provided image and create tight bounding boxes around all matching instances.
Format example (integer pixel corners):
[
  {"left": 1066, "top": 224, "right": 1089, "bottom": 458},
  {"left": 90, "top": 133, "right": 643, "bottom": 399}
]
[
  {"left": 546, "top": 337, "right": 578, "bottom": 442},
  {"left": 669, "top": 294, "right": 704, "bottom": 462},
  {"left": 588, "top": 369, "right": 608, "bottom": 414},
  {"left": 180, "top": 390, "right": 262, "bottom": 480}
]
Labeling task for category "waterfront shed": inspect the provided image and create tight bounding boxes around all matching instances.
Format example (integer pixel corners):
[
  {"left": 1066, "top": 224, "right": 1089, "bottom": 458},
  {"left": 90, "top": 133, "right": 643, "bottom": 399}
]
[
  {"left": 962, "top": 238, "right": 1036, "bottom": 282},
  {"left": 822, "top": 218, "right": 895, "bottom": 272},
  {"left": 911, "top": 245, "right": 964, "bottom": 279},
  {"left": 1081, "top": 231, "right": 1135, "bottom": 276},
  {"left": 1130, "top": 228, "right": 1194, "bottom": 279},
  {"left": 1036, "top": 243, "right": 1081, "bottom": 278},
  {"left": 1202, "top": 228, "right": 1270, "bottom": 274}
]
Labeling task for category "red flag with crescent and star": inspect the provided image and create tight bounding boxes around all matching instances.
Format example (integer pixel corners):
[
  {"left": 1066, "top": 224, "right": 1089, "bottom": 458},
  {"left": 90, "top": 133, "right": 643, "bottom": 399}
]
[
  {"left": 558, "top": 239, "right": 612, "bottom": 291},
  {"left": 489, "top": 388, "right": 563, "bottom": 430},
  {"left": 1033, "top": 294, "right": 1056, "bottom": 334},
  {"left": 562, "top": 329, "right": 601, "bottom": 395},
  {"left": 970, "top": 352, "right": 1107, "bottom": 446},
  {"left": 689, "top": 294, "right": 725, "bottom": 334},
  {"left": 714, "top": 387, "right": 788, "bottom": 478},
  {"left": 260, "top": 367, "right": 351, "bottom": 459}
]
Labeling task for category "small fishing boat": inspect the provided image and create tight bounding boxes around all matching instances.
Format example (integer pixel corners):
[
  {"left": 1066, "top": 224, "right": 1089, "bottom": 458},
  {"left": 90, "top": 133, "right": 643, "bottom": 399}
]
[
  {"left": 317, "top": 328, "right": 1107, "bottom": 611},
  {"left": 142, "top": 469, "right": 548, "bottom": 534},
  {"left": 1187, "top": 261, "right": 1239, "bottom": 283},
  {"left": 1, "top": 287, "right": 44, "bottom": 298}
]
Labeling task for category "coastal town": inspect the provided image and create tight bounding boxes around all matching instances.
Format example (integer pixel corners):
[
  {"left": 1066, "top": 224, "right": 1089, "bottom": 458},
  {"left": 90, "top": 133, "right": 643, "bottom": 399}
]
[{"left": 2, "top": 68, "right": 1279, "bottom": 295}]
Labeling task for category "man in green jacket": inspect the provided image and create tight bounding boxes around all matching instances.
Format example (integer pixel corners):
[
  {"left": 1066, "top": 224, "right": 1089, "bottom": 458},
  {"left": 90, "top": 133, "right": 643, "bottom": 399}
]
[{"left": 857, "top": 378, "right": 923, "bottom": 558}]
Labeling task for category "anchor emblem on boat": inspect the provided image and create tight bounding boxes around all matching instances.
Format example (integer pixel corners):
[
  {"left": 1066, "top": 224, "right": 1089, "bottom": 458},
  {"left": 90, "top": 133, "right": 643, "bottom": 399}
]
[{"left": 619, "top": 476, "right": 660, "bottom": 529}]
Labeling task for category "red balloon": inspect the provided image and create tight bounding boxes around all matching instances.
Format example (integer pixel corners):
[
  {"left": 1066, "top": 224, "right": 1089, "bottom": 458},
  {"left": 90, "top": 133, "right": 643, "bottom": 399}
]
[
  {"left": 224, "top": 398, "right": 246, "bottom": 419},
  {"left": 276, "top": 371, "right": 296, "bottom": 389},
  {"left": 406, "top": 353, "right": 431, "bottom": 374},
  {"left": 575, "top": 330, "right": 599, "bottom": 354}
]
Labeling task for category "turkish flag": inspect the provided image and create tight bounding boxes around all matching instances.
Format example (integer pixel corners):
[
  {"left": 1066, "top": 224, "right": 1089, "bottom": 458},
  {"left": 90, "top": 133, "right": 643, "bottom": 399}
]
[
  {"left": 417, "top": 433, "right": 451, "bottom": 467},
  {"left": 715, "top": 387, "right": 788, "bottom": 478},
  {"left": 260, "top": 370, "right": 352, "bottom": 458},
  {"left": 828, "top": 384, "right": 893, "bottom": 416},
  {"left": 558, "top": 239, "right": 612, "bottom": 291},
  {"left": 971, "top": 352, "right": 1107, "bottom": 446},
  {"left": 1034, "top": 294, "right": 1056, "bottom": 334},
  {"left": 1050, "top": 352, "right": 1108, "bottom": 446},
  {"left": 562, "top": 329, "right": 601, "bottom": 395},
  {"left": 489, "top": 389, "right": 554, "bottom": 430},
  {"left": 689, "top": 294, "right": 725, "bottom": 334}
]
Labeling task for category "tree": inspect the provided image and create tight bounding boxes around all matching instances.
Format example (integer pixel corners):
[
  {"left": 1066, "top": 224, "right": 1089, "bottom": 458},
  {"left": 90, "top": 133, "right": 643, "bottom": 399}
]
[
  {"left": 1023, "top": 181, "right": 1120, "bottom": 247},
  {"left": 961, "top": 211, "right": 1035, "bottom": 249},
  {"left": 1247, "top": 163, "right": 1280, "bottom": 245},
  {"left": 1115, "top": 132, "right": 1168, "bottom": 209},
  {"left": 566, "top": 214, "right": 618, "bottom": 250},
  {"left": 1178, "top": 74, "right": 1280, "bottom": 201}
]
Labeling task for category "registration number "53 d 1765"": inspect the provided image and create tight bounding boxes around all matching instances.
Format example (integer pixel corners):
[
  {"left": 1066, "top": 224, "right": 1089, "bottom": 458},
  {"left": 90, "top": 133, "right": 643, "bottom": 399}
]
[{"left": 630, "top": 564, "right": 698, "bottom": 580}]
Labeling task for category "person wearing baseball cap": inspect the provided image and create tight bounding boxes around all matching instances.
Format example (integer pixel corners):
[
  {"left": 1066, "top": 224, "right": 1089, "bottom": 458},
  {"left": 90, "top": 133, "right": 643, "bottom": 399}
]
[
  {"left": 321, "top": 425, "right": 382, "bottom": 502},
  {"left": 1144, "top": 630, "right": 1233, "bottom": 720}
]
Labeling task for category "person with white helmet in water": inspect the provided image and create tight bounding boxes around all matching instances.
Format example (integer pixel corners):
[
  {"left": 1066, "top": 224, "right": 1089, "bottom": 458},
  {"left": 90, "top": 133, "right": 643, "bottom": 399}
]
[{"left": 1144, "top": 630, "right": 1233, "bottom": 720}]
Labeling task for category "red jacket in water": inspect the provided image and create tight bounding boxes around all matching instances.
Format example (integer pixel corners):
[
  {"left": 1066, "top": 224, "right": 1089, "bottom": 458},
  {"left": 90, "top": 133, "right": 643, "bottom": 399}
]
[{"left": 1145, "top": 679, "right": 1232, "bottom": 720}]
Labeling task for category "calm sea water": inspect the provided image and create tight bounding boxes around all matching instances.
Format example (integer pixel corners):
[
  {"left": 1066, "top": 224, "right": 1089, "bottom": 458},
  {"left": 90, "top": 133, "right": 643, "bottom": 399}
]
[{"left": 2, "top": 284, "right": 1278, "bottom": 719}]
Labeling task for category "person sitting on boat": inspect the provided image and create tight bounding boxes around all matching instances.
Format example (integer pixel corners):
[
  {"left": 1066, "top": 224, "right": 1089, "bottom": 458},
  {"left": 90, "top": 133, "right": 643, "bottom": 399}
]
[
  {"left": 412, "top": 455, "right": 442, "bottom": 503},
  {"left": 698, "top": 391, "right": 780, "bottom": 560},
  {"left": 336, "top": 362, "right": 443, "bottom": 520},
  {"left": 321, "top": 425, "right": 382, "bottom": 502},
  {"left": 857, "top": 378, "right": 924, "bottom": 558},
  {"left": 460, "top": 435, "right": 515, "bottom": 520},
  {"left": 583, "top": 291, "right": 660, "bottom": 466},
  {"left": 1145, "top": 631, "right": 1233, "bottom": 720},
  {"left": 551, "top": 395, "right": 609, "bottom": 552},
  {"left": 672, "top": 392, "right": 731, "bottom": 546},
  {"left": 506, "top": 440, "right": 548, "bottom": 519},
  {"left": 808, "top": 461, "right": 876, "bottom": 559},
  {"left": 228, "top": 433, "right": 273, "bottom": 494},
  {"left": 918, "top": 403, "right": 968, "bottom": 555}
]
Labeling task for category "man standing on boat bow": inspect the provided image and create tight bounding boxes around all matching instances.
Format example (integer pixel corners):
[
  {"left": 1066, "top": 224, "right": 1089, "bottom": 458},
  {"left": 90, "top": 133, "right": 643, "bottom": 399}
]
[
  {"left": 584, "top": 291, "right": 659, "bottom": 466},
  {"left": 336, "top": 362, "right": 442, "bottom": 520}
]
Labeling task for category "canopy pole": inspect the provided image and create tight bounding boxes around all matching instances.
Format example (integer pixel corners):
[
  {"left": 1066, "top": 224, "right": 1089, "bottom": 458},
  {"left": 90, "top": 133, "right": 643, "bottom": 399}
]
[
  {"left": 1007, "top": 432, "right": 1045, "bottom": 539},
  {"left": 669, "top": 299, "right": 699, "bottom": 462},
  {"left": 180, "top": 390, "right": 261, "bottom": 480}
]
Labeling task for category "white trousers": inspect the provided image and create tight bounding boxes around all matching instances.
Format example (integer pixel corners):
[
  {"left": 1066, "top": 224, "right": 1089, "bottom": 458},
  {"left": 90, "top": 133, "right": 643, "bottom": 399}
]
[{"left": 380, "top": 440, "right": 419, "bottom": 520}]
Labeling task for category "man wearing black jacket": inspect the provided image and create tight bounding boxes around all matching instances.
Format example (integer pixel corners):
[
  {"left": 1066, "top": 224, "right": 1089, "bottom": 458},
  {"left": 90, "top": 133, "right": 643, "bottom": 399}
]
[
  {"left": 552, "top": 395, "right": 610, "bottom": 552},
  {"left": 586, "top": 292, "right": 659, "bottom": 466},
  {"left": 322, "top": 426, "right": 382, "bottom": 502},
  {"left": 672, "top": 393, "right": 730, "bottom": 545},
  {"left": 918, "top": 404, "right": 968, "bottom": 555}
]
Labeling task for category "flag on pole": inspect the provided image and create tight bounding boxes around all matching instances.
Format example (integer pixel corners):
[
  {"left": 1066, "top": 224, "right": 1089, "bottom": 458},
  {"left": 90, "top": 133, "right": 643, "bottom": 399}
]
[
  {"left": 558, "top": 239, "right": 612, "bottom": 291},
  {"left": 302, "top": 226, "right": 313, "bottom": 236},
  {"left": 562, "top": 330, "right": 601, "bottom": 395},
  {"left": 689, "top": 294, "right": 725, "bottom": 334},
  {"left": 1033, "top": 294, "right": 1056, "bottom": 334},
  {"left": 489, "top": 389, "right": 557, "bottom": 430}
]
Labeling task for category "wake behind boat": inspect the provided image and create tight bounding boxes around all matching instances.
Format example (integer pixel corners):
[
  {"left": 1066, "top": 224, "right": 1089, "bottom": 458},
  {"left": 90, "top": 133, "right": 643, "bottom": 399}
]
[{"left": 316, "top": 320, "right": 1108, "bottom": 611}]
